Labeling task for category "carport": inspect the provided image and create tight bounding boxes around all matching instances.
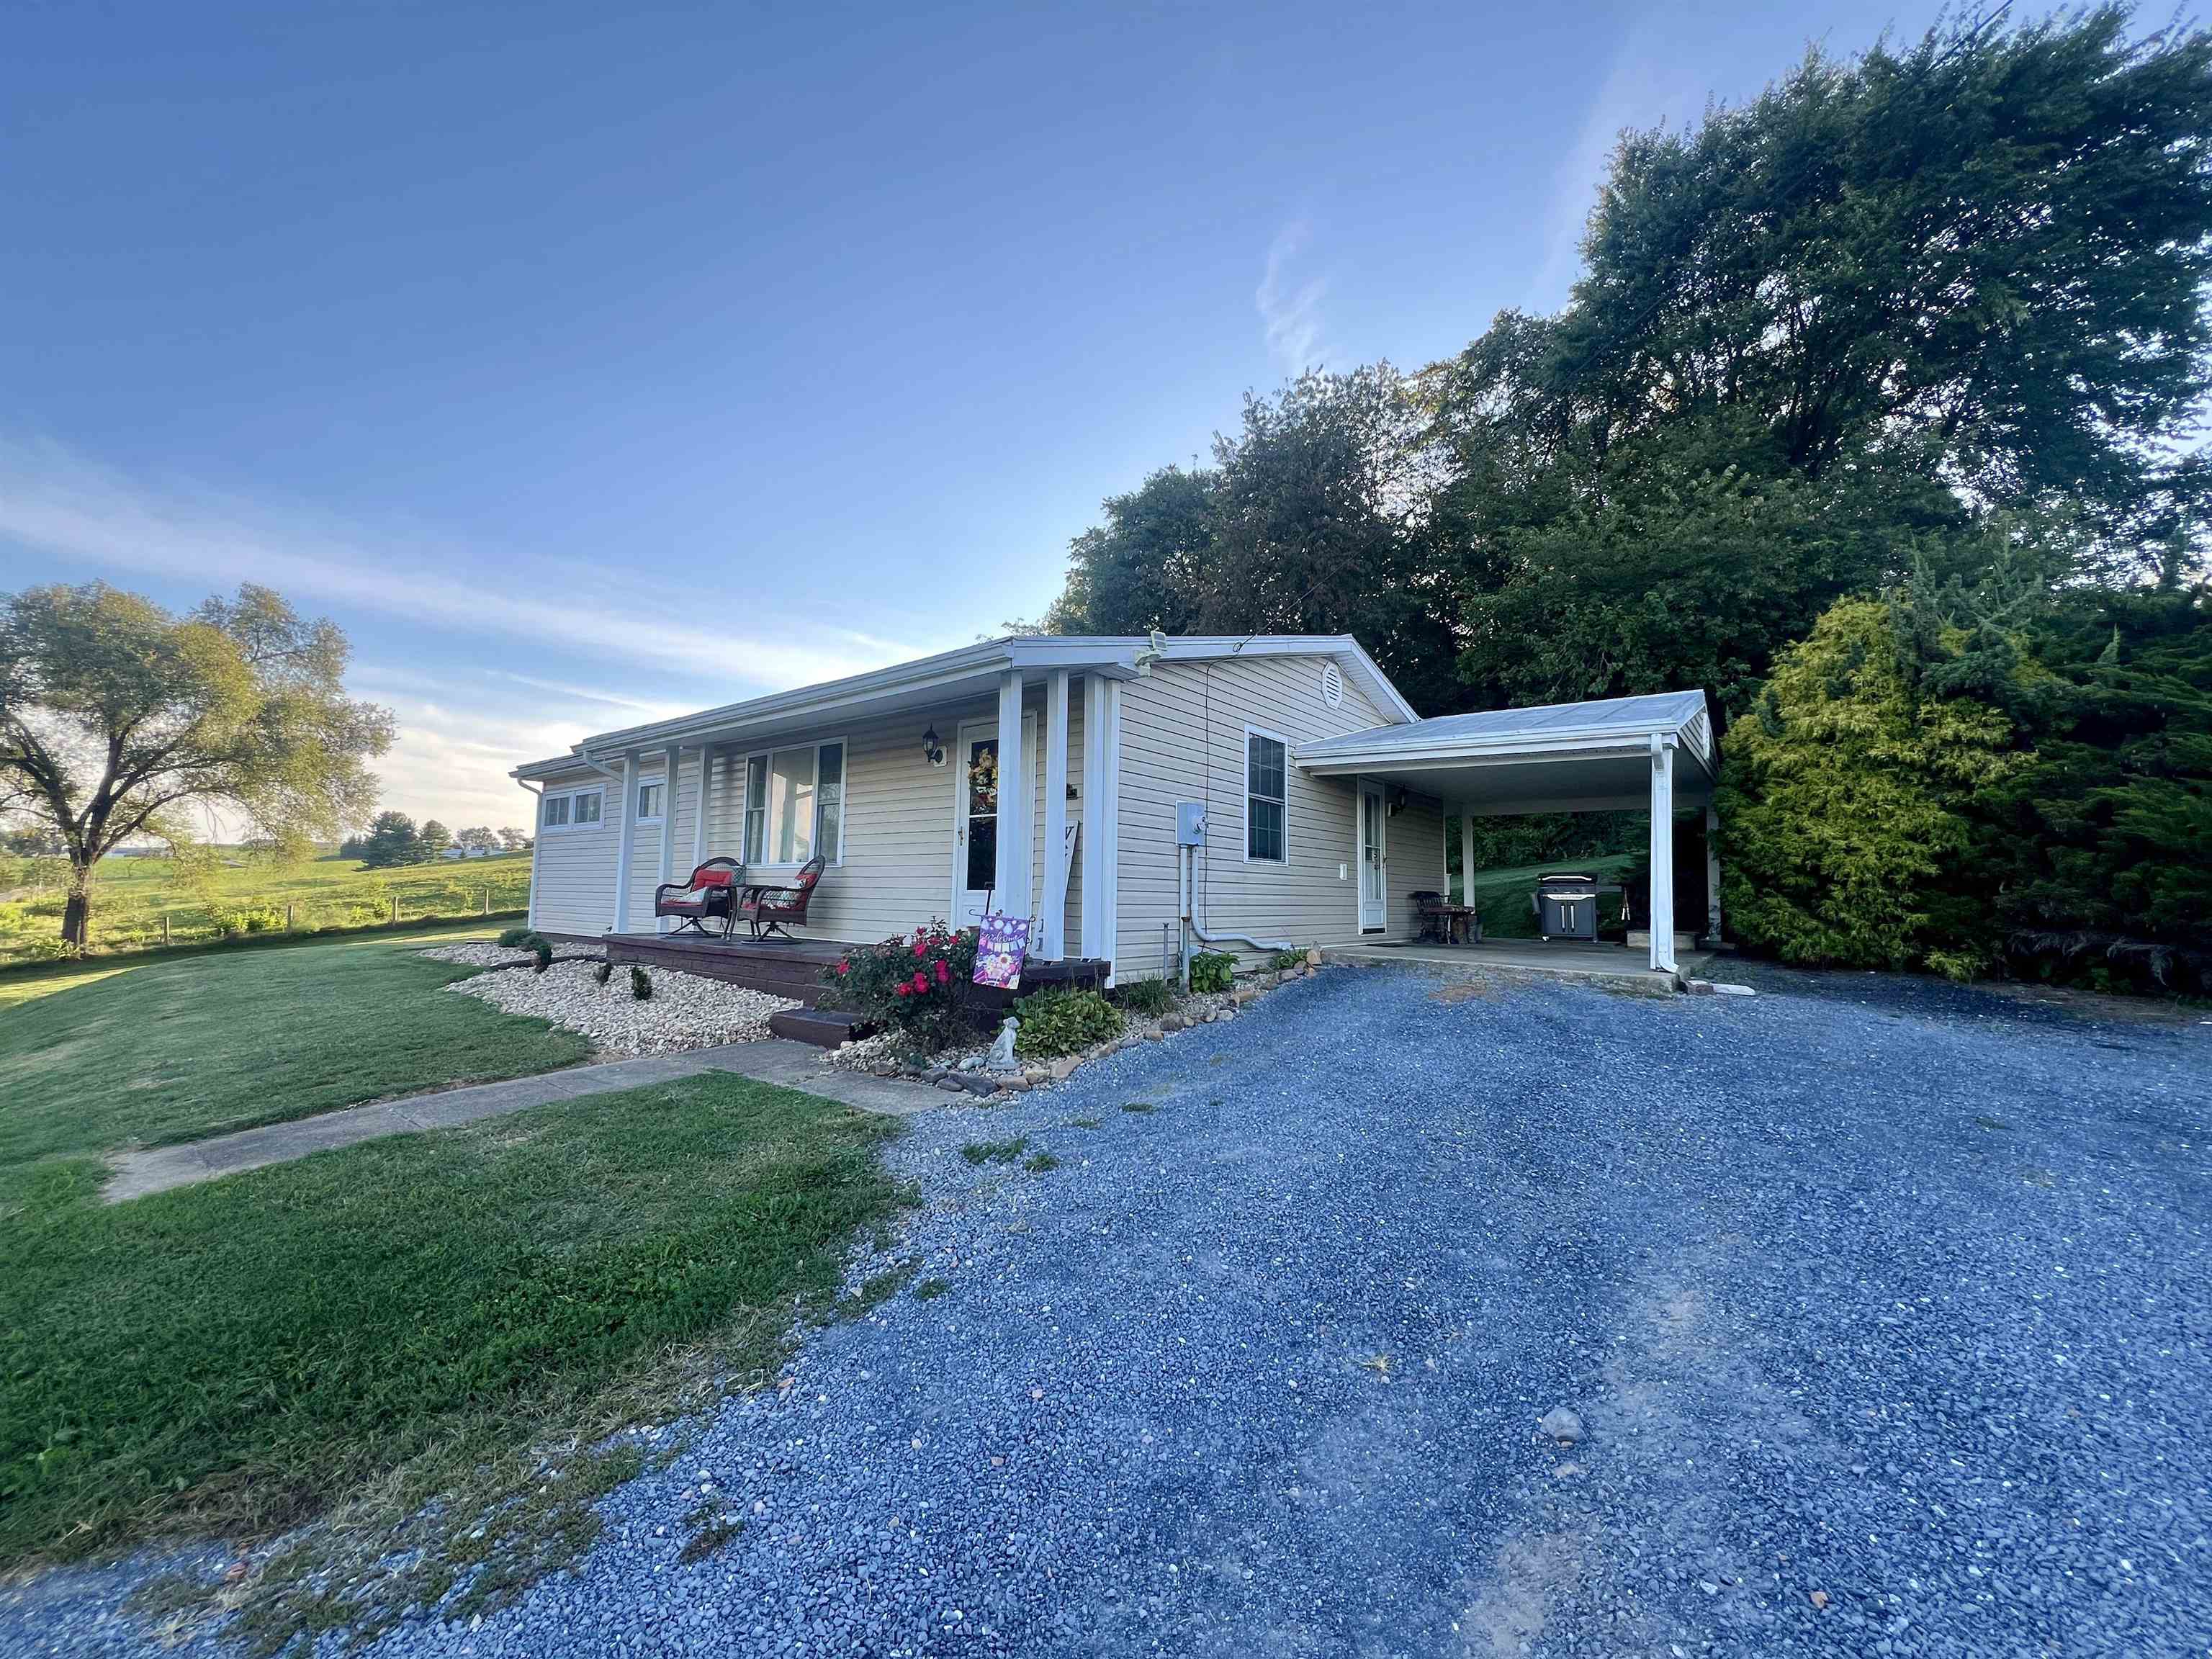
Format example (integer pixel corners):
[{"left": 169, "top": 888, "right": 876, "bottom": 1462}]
[{"left": 1295, "top": 691, "right": 1719, "bottom": 975}]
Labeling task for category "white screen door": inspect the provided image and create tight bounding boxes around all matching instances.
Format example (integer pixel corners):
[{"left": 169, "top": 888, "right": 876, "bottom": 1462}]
[
  {"left": 953, "top": 720, "right": 999, "bottom": 927},
  {"left": 1358, "top": 781, "right": 1388, "bottom": 932}
]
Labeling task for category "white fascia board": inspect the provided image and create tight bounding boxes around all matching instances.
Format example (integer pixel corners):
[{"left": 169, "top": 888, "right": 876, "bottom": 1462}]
[
  {"left": 1146, "top": 634, "right": 1421, "bottom": 724},
  {"left": 1298, "top": 727, "right": 1713, "bottom": 778}
]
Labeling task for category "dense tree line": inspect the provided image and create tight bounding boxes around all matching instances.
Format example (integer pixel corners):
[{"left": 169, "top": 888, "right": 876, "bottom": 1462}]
[{"left": 1043, "top": 8, "right": 2212, "bottom": 992}]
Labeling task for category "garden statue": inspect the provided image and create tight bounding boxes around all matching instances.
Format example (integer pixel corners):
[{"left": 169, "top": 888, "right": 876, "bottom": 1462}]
[{"left": 986, "top": 1015, "right": 1020, "bottom": 1072}]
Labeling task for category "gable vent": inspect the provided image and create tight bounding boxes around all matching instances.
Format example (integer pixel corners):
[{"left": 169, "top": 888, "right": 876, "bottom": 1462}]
[{"left": 1320, "top": 662, "right": 1345, "bottom": 709}]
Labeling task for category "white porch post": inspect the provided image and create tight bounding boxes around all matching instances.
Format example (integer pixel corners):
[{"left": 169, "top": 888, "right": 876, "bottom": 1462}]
[
  {"left": 1648, "top": 734, "right": 1677, "bottom": 974},
  {"left": 611, "top": 750, "right": 639, "bottom": 934},
  {"left": 1080, "top": 674, "right": 1109, "bottom": 961},
  {"left": 993, "top": 670, "right": 1032, "bottom": 919},
  {"left": 655, "top": 744, "right": 680, "bottom": 932},
  {"left": 1040, "top": 668, "right": 1070, "bottom": 959},
  {"left": 693, "top": 745, "right": 714, "bottom": 869},
  {"left": 1704, "top": 801, "right": 1722, "bottom": 945}
]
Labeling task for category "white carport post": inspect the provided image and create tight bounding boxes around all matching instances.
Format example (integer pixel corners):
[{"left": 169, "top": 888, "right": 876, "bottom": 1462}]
[
  {"left": 1647, "top": 733, "right": 1677, "bottom": 974},
  {"left": 1079, "top": 675, "right": 1112, "bottom": 963},
  {"left": 994, "top": 670, "right": 1032, "bottom": 920},
  {"left": 611, "top": 750, "right": 640, "bottom": 934},
  {"left": 1039, "top": 669, "right": 1070, "bottom": 959},
  {"left": 655, "top": 744, "right": 680, "bottom": 932},
  {"left": 1457, "top": 807, "right": 1476, "bottom": 908}
]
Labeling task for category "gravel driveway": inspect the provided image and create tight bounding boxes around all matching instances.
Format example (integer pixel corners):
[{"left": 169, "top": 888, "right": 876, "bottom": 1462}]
[{"left": 12, "top": 964, "right": 2208, "bottom": 1657}]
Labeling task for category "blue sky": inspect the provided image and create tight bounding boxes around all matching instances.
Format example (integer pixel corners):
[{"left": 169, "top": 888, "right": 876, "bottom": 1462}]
[{"left": 0, "top": 0, "right": 1949, "bottom": 831}]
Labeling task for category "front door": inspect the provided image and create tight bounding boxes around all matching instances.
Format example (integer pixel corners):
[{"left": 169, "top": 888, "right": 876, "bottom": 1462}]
[
  {"left": 953, "top": 719, "right": 1000, "bottom": 927},
  {"left": 1358, "top": 781, "right": 1388, "bottom": 932}
]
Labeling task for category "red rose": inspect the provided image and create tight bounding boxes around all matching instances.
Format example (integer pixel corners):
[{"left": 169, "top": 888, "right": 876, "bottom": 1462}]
[
  {"left": 935, "top": 959, "right": 950, "bottom": 984},
  {"left": 911, "top": 971, "right": 929, "bottom": 994},
  {"left": 913, "top": 940, "right": 928, "bottom": 958},
  {"left": 835, "top": 961, "right": 849, "bottom": 976},
  {"left": 892, "top": 981, "right": 910, "bottom": 997}
]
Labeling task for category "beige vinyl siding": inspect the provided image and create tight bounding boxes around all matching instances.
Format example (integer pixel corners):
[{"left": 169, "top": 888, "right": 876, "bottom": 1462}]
[
  {"left": 1112, "top": 654, "right": 1444, "bottom": 974},
  {"left": 528, "top": 768, "right": 621, "bottom": 935}
]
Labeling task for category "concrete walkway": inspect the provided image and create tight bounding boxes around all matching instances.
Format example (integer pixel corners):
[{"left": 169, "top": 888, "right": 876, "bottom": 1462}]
[{"left": 101, "top": 1040, "right": 943, "bottom": 1203}]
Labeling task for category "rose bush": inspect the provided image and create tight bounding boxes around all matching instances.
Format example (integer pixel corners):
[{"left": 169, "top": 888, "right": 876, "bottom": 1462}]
[{"left": 827, "top": 921, "right": 983, "bottom": 1051}]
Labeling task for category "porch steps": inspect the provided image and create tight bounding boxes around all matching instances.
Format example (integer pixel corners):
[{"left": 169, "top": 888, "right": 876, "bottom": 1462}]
[{"left": 768, "top": 1007, "right": 877, "bottom": 1049}]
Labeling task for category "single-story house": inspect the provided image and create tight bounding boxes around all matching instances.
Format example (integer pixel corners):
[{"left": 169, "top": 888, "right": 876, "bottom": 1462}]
[{"left": 511, "top": 634, "right": 1717, "bottom": 984}]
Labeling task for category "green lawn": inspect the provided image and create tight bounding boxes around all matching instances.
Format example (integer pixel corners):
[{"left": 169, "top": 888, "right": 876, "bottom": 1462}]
[
  {"left": 0, "top": 849, "right": 532, "bottom": 967},
  {"left": 0, "top": 1074, "right": 901, "bottom": 1614},
  {"left": 0, "top": 926, "right": 590, "bottom": 1206}
]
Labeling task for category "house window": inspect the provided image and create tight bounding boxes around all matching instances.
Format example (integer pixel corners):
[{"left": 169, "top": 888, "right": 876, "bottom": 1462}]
[
  {"left": 742, "top": 740, "right": 845, "bottom": 865},
  {"left": 540, "top": 786, "right": 603, "bottom": 834},
  {"left": 635, "top": 780, "right": 665, "bottom": 824},
  {"left": 1246, "top": 730, "right": 1287, "bottom": 863}
]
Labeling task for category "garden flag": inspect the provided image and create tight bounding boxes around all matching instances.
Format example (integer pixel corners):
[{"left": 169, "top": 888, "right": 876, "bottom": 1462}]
[{"left": 972, "top": 913, "right": 1031, "bottom": 989}]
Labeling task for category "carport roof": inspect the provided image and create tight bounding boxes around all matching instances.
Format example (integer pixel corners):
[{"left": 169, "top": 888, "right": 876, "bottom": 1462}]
[{"left": 1297, "top": 690, "right": 1716, "bottom": 815}]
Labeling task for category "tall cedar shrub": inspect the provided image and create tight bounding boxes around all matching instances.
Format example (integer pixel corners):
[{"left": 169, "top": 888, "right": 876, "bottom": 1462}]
[{"left": 1718, "top": 598, "right": 2023, "bottom": 976}]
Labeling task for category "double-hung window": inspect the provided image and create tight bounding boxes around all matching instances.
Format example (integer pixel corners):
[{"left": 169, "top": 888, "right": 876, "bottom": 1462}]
[
  {"left": 1246, "top": 729, "right": 1287, "bottom": 863},
  {"left": 742, "top": 740, "right": 845, "bottom": 866},
  {"left": 541, "top": 786, "right": 603, "bottom": 833}
]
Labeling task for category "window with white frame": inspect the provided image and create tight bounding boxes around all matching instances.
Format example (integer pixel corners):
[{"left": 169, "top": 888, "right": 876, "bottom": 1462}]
[
  {"left": 742, "top": 740, "right": 845, "bottom": 865},
  {"left": 635, "top": 779, "right": 665, "bottom": 824},
  {"left": 1246, "top": 730, "right": 1287, "bottom": 863},
  {"left": 540, "top": 785, "right": 603, "bottom": 832}
]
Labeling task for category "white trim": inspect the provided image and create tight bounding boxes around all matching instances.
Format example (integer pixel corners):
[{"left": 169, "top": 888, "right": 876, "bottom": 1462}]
[
  {"left": 632, "top": 778, "right": 667, "bottom": 827},
  {"left": 1356, "top": 778, "right": 1388, "bottom": 933},
  {"left": 734, "top": 735, "right": 849, "bottom": 869},
  {"left": 611, "top": 753, "right": 639, "bottom": 934},
  {"left": 1649, "top": 734, "right": 1677, "bottom": 974},
  {"left": 1458, "top": 805, "right": 1476, "bottom": 910},
  {"left": 1040, "top": 668, "right": 1070, "bottom": 959},
  {"left": 692, "top": 744, "right": 714, "bottom": 871},
  {"left": 1242, "top": 724, "right": 1290, "bottom": 866},
  {"left": 1079, "top": 674, "right": 1110, "bottom": 961},
  {"left": 655, "top": 743, "right": 680, "bottom": 934},
  {"left": 1100, "top": 678, "right": 1120, "bottom": 983}
]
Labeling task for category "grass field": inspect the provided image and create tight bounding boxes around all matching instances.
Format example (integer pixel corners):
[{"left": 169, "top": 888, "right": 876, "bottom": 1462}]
[
  {"left": 0, "top": 850, "right": 532, "bottom": 968},
  {"left": 1460, "top": 853, "right": 1637, "bottom": 939},
  {"left": 1, "top": 1072, "right": 901, "bottom": 1635},
  {"left": 0, "top": 925, "right": 589, "bottom": 1206}
]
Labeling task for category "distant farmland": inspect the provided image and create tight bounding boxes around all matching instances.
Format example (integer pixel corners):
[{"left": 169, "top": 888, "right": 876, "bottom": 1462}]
[{"left": 0, "top": 852, "right": 531, "bottom": 968}]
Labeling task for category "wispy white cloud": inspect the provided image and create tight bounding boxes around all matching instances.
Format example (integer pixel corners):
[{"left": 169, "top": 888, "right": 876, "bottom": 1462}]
[
  {"left": 0, "top": 436, "right": 932, "bottom": 693},
  {"left": 1256, "top": 222, "right": 1328, "bottom": 375},
  {"left": 1529, "top": 29, "right": 1685, "bottom": 309}
]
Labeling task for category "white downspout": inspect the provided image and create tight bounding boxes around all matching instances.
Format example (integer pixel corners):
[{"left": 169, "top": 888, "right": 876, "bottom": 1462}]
[{"left": 515, "top": 780, "right": 543, "bottom": 930}]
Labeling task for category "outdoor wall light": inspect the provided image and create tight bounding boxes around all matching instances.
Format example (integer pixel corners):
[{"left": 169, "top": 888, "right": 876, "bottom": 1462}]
[
  {"left": 1389, "top": 786, "right": 1410, "bottom": 816},
  {"left": 922, "top": 725, "right": 945, "bottom": 767}
]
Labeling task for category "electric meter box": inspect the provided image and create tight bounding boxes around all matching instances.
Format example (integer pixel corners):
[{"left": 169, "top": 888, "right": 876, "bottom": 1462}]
[{"left": 1176, "top": 802, "right": 1207, "bottom": 846}]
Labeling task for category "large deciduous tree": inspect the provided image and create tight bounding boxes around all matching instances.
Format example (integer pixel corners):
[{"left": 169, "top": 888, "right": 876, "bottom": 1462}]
[{"left": 0, "top": 583, "right": 393, "bottom": 948}]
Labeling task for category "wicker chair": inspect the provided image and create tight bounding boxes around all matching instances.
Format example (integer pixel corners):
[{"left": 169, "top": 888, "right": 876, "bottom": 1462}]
[
  {"left": 654, "top": 858, "right": 742, "bottom": 938},
  {"left": 735, "top": 855, "right": 827, "bottom": 940}
]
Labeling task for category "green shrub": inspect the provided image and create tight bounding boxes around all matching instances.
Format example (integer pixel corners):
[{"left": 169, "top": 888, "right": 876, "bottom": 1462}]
[
  {"left": 496, "top": 925, "right": 536, "bottom": 948},
  {"left": 629, "top": 965, "right": 652, "bottom": 1000},
  {"left": 594, "top": 959, "right": 613, "bottom": 986},
  {"left": 1012, "top": 988, "right": 1122, "bottom": 1058},
  {"left": 1114, "top": 977, "right": 1172, "bottom": 1016},
  {"left": 825, "top": 922, "right": 982, "bottom": 1052},
  {"left": 1188, "top": 950, "right": 1235, "bottom": 994},
  {"left": 531, "top": 936, "right": 554, "bottom": 974},
  {"left": 1269, "top": 948, "right": 1307, "bottom": 971}
]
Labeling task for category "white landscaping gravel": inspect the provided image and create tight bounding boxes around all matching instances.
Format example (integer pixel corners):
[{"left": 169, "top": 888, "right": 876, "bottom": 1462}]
[
  {"left": 417, "top": 941, "right": 604, "bottom": 969},
  {"left": 450, "top": 958, "right": 794, "bottom": 1056}
]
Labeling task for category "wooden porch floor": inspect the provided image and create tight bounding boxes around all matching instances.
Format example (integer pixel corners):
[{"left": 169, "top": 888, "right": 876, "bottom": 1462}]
[{"left": 601, "top": 930, "right": 1108, "bottom": 1007}]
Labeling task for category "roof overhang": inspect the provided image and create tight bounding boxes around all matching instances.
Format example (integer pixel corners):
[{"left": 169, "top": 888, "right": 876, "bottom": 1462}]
[
  {"left": 1296, "top": 697, "right": 1717, "bottom": 816},
  {"left": 510, "top": 632, "right": 1421, "bottom": 780}
]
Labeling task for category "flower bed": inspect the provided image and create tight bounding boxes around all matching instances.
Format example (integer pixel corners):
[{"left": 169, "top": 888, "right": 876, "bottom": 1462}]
[{"left": 826, "top": 950, "right": 1326, "bottom": 1094}]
